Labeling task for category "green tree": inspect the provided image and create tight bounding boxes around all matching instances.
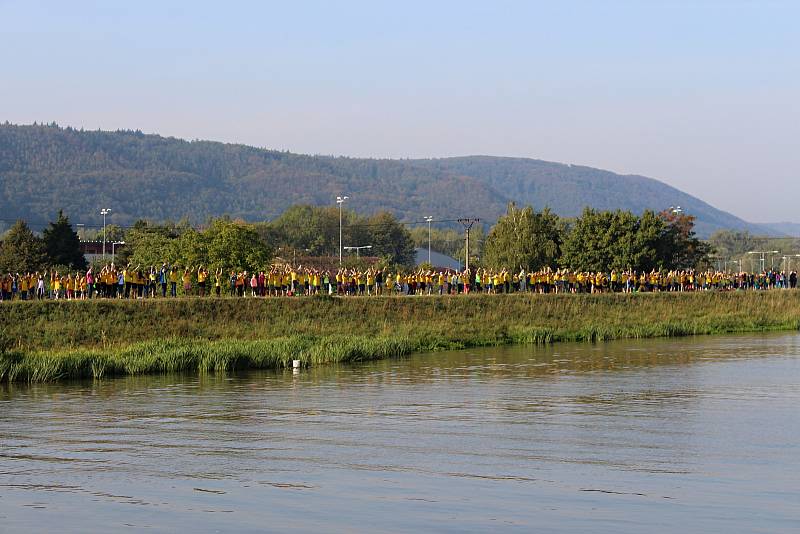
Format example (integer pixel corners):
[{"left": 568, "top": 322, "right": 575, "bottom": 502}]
[
  {"left": 629, "top": 210, "right": 666, "bottom": 271},
  {"left": 364, "top": 211, "right": 416, "bottom": 267},
  {"left": 43, "top": 210, "right": 86, "bottom": 269},
  {"left": 561, "top": 208, "right": 618, "bottom": 271},
  {"left": 204, "top": 218, "right": 272, "bottom": 271},
  {"left": 657, "top": 210, "right": 711, "bottom": 269},
  {"left": 174, "top": 228, "right": 208, "bottom": 268},
  {"left": 126, "top": 229, "right": 178, "bottom": 267},
  {"left": 562, "top": 208, "right": 711, "bottom": 272},
  {"left": 117, "top": 221, "right": 177, "bottom": 266},
  {"left": 707, "top": 230, "right": 759, "bottom": 258},
  {"left": 0, "top": 220, "right": 47, "bottom": 273},
  {"left": 561, "top": 208, "right": 666, "bottom": 272},
  {"left": 482, "top": 204, "right": 561, "bottom": 271},
  {"left": 265, "top": 205, "right": 341, "bottom": 256}
]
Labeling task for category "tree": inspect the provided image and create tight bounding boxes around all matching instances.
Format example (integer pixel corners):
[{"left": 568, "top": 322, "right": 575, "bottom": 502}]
[
  {"left": 482, "top": 203, "right": 561, "bottom": 271},
  {"left": 561, "top": 208, "right": 667, "bottom": 272},
  {"left": 118, "top": 220, "right": 180, "bottom": 265},
  {"left": 125, "top": 229, "right": 178, "bottom": 267},
  {"left": 265, "top": 205, "right": 415, "bottom": 266},
  {"left": 43, "top": 210, "right": 86, "bottom": 269},
  {"left": 265, "top": 205, "right": 341, "bottom": 256},
  {"left": 0, "top": 220, "right": 47, "bottom": 273},
  {"left": 365, "top": 211, "right": 416, "bottom": 267},
  {"left": 174, "top": 228, "right": 208, "bottom": 268},
  {"left": 204, "top": 218, "right": 272, "bottom": 271},
  {"left": 630, "top": 210, "right": 666, "bottom": 271},
  {"left": 657, "top": 210, "right": 711, "bottom": 269},
  {"left": 561, "top": 208, "right": 625, "bottom": 271},
  {"left": 707, "top": 230, "right": 759, "bottom": 258},
  {"left": 561, "top": 208, "right": 711, "bottom": 272}
]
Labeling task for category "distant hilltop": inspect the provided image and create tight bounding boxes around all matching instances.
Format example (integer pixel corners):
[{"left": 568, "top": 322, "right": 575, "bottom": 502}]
[{"left": 0, "top": 123, "right": 783, "bottom": 237}]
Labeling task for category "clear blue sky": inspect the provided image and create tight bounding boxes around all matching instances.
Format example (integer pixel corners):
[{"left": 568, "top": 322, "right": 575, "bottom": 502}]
[{"left": 2, "top": 0, "right": 798, "bottom": 222}]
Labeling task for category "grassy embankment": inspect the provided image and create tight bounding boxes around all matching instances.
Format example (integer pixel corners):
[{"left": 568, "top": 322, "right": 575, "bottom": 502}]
[{"left": 2, "top": 291, "right": 800, "bottom": 382}]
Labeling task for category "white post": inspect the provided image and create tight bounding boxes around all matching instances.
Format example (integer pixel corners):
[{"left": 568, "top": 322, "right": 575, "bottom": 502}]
[
  {"left": 100, "top": 208, "right": 111, "bottom": 260},
  {"left": 337, "top": 195, "right": 348, "bottom": 265},
  {"left": 425, "top": 216, "right": 433, "bottom": 264}
]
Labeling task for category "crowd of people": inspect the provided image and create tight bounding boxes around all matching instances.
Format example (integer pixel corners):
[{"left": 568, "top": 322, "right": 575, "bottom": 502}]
[{"left": 1, "top": 263, "right": 798, "bottom": 301}]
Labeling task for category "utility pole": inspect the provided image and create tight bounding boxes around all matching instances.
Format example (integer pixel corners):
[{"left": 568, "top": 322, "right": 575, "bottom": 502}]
[{"left": 458, "top": 218, "right": 480, "bottom": 272}]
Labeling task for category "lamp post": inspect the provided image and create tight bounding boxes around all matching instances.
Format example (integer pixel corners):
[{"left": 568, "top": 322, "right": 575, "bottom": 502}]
[
  {"left": 100, "top": 208, "right": 111, "bottom": 260},
  {"left": 343, "top": 245, "right": 372, "bottom": 260},
  {"left": 424, "top": 216, "right": 434, "bottom": 264},
  {"left": 337, "top": 196, "right": 349, "bottom": 265}
]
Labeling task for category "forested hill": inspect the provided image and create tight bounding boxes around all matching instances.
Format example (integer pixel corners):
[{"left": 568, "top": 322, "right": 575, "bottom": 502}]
[{"left": 0, "top": 123, "right": 767, "bottom": 237}]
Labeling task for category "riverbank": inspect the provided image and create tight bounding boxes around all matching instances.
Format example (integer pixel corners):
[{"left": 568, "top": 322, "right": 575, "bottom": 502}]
[{"left": 2, "top": 291, "right": 800, "bottom": 382}]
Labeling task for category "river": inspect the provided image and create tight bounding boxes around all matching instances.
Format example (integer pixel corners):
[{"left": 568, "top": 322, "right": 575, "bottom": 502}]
[{"left": 2, "top": 333, "right": 799, "bottom": 532}]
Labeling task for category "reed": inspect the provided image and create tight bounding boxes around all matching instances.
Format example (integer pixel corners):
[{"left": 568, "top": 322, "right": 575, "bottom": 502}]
[{"left": 2, "top": 291, "right": 799, "bottom": 382}]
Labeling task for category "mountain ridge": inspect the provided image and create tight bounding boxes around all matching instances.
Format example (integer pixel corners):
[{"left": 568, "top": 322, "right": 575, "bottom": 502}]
[{"left": 0, "top": 123, "right": 783, "bottom": 238}]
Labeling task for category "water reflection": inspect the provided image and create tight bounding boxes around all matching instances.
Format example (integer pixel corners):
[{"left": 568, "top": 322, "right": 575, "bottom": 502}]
[{"left": 1, "top": 333, "right": 799, "bottom": 532}]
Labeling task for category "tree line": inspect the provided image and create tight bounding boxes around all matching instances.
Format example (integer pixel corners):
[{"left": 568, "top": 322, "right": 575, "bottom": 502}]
[
  {"left": 1, "top": 203, "right": 717, "bottom": 275},
  {"left": 0, "top": 205, "right": 417, "bottom": 273},
  {"left": 481, "top": 204, "right": 710, "bottom": 272}
]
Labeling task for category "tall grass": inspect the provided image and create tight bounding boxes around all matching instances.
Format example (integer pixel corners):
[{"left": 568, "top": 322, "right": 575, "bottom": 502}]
[
  {"left": 2, "top": 291, "right": 800, "bottom": 382},
  {"left": 0, "top": 335, "right": 417, "bottom": 383}
]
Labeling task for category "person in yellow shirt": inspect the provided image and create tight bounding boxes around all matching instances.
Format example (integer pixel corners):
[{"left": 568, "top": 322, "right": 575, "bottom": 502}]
[
  {"left": 53, "top": 273, "right": 62, "bottom": 299},
  {"left": 610, "top": 270, "right": 619, "bottom": 292},
  {"left": 366, "top": 271, "right": 374, "bottom": 296},
  {"left": 182, "top": 267, "right": 193, "bottom": 296},
  {"left": 197, "top": 265, "right": 207, "bottom": 297},
  {"left": 19, "top": 274, "right": 29, "bottom": 301}
]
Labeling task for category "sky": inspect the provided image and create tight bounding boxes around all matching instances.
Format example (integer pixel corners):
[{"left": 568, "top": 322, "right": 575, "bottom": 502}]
[{"left": 1, "top": 0, "right": 798, "bottom": 222}]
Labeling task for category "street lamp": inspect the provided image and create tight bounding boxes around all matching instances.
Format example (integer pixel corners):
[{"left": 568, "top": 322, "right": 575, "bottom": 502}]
[
  {"left": 100, "top": 208, "right": 111, "bottom": 260},
  {"left": 343, "top": 245, "right": 372, "bottom": 260},
  {"left": 424, "top": 216, "right": 434, "bottom": 265},
  {"left": 336, "top": 195, "right": 349, "bottom": 265}
]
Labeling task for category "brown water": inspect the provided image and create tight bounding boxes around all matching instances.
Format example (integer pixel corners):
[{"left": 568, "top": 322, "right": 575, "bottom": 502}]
[{"left": 2, "top": 333, "right": 799, "bottom": 533}]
